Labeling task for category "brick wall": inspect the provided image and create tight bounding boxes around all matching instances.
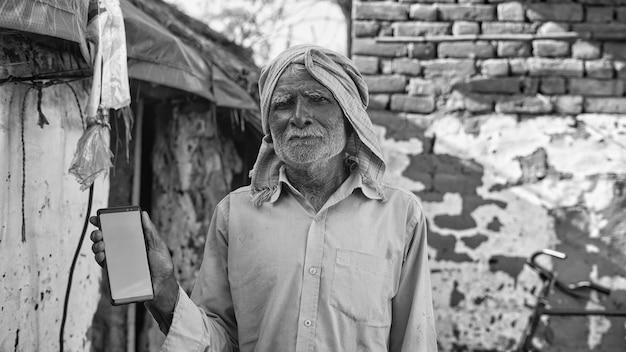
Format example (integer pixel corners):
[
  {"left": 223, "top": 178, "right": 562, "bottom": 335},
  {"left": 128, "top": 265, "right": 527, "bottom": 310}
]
[
  {"left": 353, "top": 1, "right": 626, "bottom": 351},
  {"left": 354, "top": 0, "right": 626, "bottom": 116}
]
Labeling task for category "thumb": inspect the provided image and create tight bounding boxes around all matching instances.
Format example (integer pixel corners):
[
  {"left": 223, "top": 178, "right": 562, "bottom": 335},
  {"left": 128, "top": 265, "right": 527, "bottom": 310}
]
[
  {"left": 89, "top": 215, "right": 100, "bottom": 228},
  {"left": 141, "top": 211, "right": 163, "bottom": 250}
]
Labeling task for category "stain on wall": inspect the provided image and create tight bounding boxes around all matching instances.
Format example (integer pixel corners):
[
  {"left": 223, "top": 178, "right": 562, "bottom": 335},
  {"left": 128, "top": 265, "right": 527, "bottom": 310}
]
[{"left": 0, "top": 82, "right": 108, "bottom": 351}]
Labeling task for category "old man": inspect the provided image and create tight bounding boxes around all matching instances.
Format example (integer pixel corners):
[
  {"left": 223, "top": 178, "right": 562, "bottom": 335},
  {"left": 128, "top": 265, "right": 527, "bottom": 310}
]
[{"left": 91, "top": 45, "right": 438, "bottom": 351}]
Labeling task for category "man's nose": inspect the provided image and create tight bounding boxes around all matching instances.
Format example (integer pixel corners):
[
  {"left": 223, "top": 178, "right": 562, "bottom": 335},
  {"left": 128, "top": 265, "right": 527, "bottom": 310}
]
[{"left": 291, "top": 98, "right": 313, "bottom": 128}]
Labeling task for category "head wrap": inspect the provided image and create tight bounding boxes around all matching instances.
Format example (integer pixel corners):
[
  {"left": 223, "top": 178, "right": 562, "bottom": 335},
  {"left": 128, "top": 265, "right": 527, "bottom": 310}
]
[{"left": 250, "top": 44, "right": 386, "bottom": 205}]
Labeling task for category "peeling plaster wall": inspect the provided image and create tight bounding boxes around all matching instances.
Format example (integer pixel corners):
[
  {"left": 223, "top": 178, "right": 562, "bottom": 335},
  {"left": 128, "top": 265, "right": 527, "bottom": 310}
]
[
  {"left": 0, "top": 82, "right": 109, "bottom": 351},
  {"left": 354, "top": 0, "right": 626, "bottom": 350},
  {"left": 374, "top": 110, "right": 626, "bottom": 351},
  {"left": 139, "top": 103, "right": 243, "bottom": 351}
]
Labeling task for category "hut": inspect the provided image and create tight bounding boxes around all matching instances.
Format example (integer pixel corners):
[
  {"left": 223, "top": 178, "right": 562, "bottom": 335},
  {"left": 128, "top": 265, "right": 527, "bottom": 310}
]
[{"left": 0, "top": 0, "right": 262, "bottom": 351}]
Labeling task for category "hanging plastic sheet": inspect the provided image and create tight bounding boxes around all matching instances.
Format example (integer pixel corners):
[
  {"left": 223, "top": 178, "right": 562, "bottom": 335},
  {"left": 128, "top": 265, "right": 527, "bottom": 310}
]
[
  {"left": 120, "top": 0, "right": 257, "bottom": 109},
  {"left": 121, "top": 0, "right": 215, "bottom": 102},
  {"left": 212, "top": 65, "right": 258, "bottom": 110},
  {"left": 69, "top": 0, "right": 132, "bottom": 190}
]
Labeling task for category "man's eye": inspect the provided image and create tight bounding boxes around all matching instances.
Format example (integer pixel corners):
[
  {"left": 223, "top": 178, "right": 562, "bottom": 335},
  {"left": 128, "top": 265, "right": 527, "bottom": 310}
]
[
  {"left": 311, "top": 95, "right": 328, "bottom": 103},
  {"left": 272, "top": 100, "right": 291, "bottom": 109}
]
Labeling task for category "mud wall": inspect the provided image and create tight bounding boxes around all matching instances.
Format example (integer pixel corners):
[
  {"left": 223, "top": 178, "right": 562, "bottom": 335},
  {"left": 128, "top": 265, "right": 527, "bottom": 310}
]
[
  {"left": 0, "top": 81, "right": 109, "bottom": 351},
  {"left": 353, "top": 0, "right": 626, "bottom": 350},
  {"left": 139, "top": 102, "right": 243, "bottom": 351}
]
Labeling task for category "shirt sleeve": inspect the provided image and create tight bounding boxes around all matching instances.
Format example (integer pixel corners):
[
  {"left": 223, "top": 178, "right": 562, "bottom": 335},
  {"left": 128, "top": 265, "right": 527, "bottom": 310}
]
[
  {"left": 160, "top": 197, "right": 237, "bottom": 352},
  {"left": 389, "top": 207, "right": 439, "bottom": 352}
]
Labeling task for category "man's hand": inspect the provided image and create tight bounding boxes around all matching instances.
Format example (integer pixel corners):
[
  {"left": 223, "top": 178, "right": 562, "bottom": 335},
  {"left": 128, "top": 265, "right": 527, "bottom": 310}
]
[{"left": 90, "top": 211, "right": 179, "bottom": 332}]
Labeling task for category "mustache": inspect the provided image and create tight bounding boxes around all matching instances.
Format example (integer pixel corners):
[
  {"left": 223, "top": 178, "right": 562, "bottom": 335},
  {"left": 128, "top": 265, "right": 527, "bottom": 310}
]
[{"left": 284, "top": 128, "right": 323, "bottom": 139}]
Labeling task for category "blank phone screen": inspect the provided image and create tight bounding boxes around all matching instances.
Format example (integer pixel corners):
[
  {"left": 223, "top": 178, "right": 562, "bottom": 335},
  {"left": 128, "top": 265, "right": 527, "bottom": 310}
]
[{"left": 99, "top": 209, "right": 153, "bottom": 304}]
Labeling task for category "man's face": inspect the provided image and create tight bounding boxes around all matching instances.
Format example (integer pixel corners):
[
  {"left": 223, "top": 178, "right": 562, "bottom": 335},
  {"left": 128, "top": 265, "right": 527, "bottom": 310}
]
[{"left": 268, "top": 65, "right": 348, "bottom": 167}]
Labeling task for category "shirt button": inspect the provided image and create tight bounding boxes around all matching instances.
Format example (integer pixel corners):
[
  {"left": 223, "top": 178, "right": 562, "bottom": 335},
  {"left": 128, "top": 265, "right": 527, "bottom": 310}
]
[
  {"left": 304, "top": 319, "right": 312, "bottom": 327},
  {"left": 309, "top": 267, "right": 317, "bottom": 275}
]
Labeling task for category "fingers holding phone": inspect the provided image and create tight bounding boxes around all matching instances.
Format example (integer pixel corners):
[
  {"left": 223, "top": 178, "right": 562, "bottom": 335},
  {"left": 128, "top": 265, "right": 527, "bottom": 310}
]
[
  {"left": 89, "top": 216, "right": 105, "bottom": 267},
  {"left": 90, "top": 208, "right": 178, "bottom": 305},
  {"left": 95, "top": 206, "right": 155, "bottom": 305},
  {"left": 139, "top": 211, "right": 176, "bottom": 293}
]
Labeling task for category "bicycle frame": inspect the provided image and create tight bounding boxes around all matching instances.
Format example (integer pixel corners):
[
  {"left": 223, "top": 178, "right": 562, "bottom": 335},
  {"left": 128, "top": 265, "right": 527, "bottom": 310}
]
[{"left": 516, "top": 249, "right": 626, "bottom": 352}]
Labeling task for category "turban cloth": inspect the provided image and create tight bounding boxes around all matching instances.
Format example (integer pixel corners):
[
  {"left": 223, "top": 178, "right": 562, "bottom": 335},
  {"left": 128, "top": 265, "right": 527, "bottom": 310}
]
[{"left": 250, "top": 44, "right": 386, "bottom": 205}]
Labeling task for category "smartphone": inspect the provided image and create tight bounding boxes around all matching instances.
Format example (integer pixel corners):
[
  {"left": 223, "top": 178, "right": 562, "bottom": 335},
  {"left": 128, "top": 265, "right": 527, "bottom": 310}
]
[{"left": 97, "top": 206, "right": 154, "bottom": 305}]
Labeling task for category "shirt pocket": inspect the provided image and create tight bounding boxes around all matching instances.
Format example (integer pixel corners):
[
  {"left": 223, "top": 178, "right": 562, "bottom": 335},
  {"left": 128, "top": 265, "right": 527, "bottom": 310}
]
[{"left": 330, "top": 249, "right": 392, "bottom": 326}]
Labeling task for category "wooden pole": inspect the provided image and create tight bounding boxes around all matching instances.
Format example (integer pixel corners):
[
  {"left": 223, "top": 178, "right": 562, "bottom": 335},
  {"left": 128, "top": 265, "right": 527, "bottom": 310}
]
[
  {"left": 127, "top": 98, "right": 144, "bottom": 352},
  {"left": 375, "top": 31, "right": 626, "bottom": 43}
]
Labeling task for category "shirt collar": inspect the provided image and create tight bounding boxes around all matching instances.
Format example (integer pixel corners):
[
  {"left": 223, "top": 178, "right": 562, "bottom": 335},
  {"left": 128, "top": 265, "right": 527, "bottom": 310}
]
[{"left": 267, "top": 164, "right": 383, "bottom": 204}]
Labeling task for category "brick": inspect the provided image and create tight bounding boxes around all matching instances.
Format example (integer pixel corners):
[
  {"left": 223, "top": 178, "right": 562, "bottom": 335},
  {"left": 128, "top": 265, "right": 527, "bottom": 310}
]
[
  {"left": 367, "top": 110, "right": 402, "bottom": 130},
  {"left": 409, "top": 4, "right": 437, "bottom": 21},
  {"left": 587, "top": 7, "right": 615, "bottom": 22},
  {"left": 498, "top": 41, "right": 531, "bottom": 57},
  {"left": 444, "top": 91, "right": 465, "bottom": 111},
  {"left": 536, "top": 22, "right": 570, "bottom": 34},
  {"left": 393, "top": 58, "right": 421, "bottom": 75},
  {"left": 353, "top": 56, "right": 379, "bottom": 74},
  {"left": 437, "top": 4, "right": 495, "bottom": 21},
  {"left": 399, "top": 0, "right": 455, "bottom": 2},
  {"left": 381, "top": 59, "right": 393, "bottom": 75},
  {"left": 452, "top": 21, "right": 480, "bottom": 35},
  {"left": 580, "top": 0, "right": 626, "bottom": 3},
  {"left": 615, "top": 61, "right": 626, "bottom": 78},
  {"left": 481, "top": 59, "right": 509, "bottom": 76},
  {"left": 520, "top": 77, "right": 539, "bottom": 95},
  {"left": 604, "top": 43, "right": 626, "bottom": 60},
  {"left": 532, "top": 40, "right": 571, "bottom": 58},
  {"left": 468, "top": 77, "right": 538, "bottom": 95},
  {"left": 353, "top": 21, "right": 381, "bottom": 37},
  {"left": 393, "top": 22, "right": 451, "bottom": 36},
  {"left": 352, "top": 39, "right": 407, "bottom": 57},
  {"left": 526, "top": 3, "right": 583, "bottom": 22},
  {"left": 496, "top": 96, "right": 553, "bottom": 114},
  {"left": 578, "top": 0, "right": 626, "bottom": 4},
  {"left": 585, "top": 60, "right": 614, "bottom": 79},
  {"left": 554, "top": 95, "right": 583, "bottom": 115},
  {"left": 390, "top": 94, "right": 436, "bottom": 113},
  {"left": 369, "top": 94, "right": 390, "bottom": 110},
  {"left": 569, "top": 78, "right": 623, "bottom": 96},
  {"left": 527, "top": 58, "right": 584, "bottom": 77},
  {"left": 422, "top": 59, "right": 476, "bottom": 79},
  {"left": 572, "top": 41, "right": 601, "bottom": 60},
  {"left": 363, "top": 75, "right": 407, "bottom": 93},
  {"left": 482, "top": 22, "right": 535, "bottom": 34},
  {"left": 584, "top": 98, "right": 626, "bottom": 113},
  {"left": 539, "top": 77, "right": 566, "bottom": 94},
  {"left": 408, "top": 78, "right": 435, "bottom": 96},
  {"left": 572, "top": 23, "right": 626, "bottom": 34},
  {"left": 438, "top": 42, "right": 495, "bottom": 59},
  {"left": 617, "top": 7, "right": 626, "bottom": 21},
  {"left": 429, "top": 77, "right": 458, "bottom": 95},
  {"left": 497, "top": 2, "right": 525, "bottom": 21},
  {"left": 464, "top": 94, "right": 494, "bottom": 112},
  {"left": 408, "top": 43, "right": 436, "bottom": 59},
  {"left": 509, "top": 58, "right": 528, "bottom": 75},
  {"left": 354, "top": 2, "right": 409, "bottom": 21},
  {"left": 465, "top": 77, "right": 522, "bottom": 94},
  {"left": 379, "top": 23, "right": 394, "bottom": 37}
]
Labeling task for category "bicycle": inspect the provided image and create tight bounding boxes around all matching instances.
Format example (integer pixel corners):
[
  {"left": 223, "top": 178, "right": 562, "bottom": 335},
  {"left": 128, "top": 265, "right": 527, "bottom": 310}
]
[{"left": 516, "top": 249, "right": 626, "bottom": 352}]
